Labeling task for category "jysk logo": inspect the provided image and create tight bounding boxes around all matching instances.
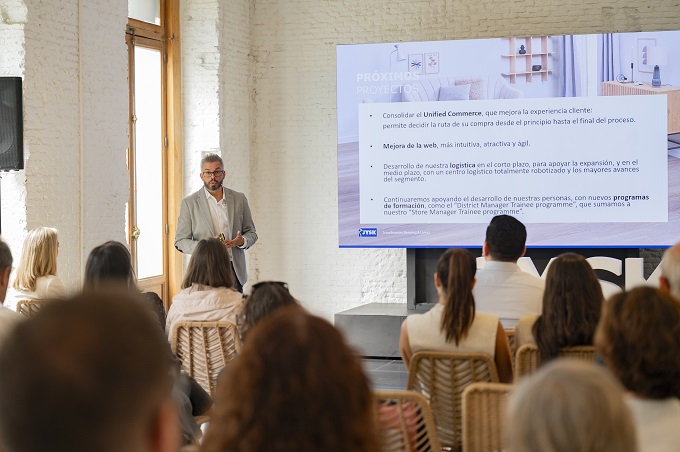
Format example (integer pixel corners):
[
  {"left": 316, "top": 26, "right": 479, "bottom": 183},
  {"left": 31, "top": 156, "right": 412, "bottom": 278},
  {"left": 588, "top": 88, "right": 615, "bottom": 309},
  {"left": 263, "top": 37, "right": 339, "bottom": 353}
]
[{"left": 359, "top": 228, "right": 378, "bottom": 237}]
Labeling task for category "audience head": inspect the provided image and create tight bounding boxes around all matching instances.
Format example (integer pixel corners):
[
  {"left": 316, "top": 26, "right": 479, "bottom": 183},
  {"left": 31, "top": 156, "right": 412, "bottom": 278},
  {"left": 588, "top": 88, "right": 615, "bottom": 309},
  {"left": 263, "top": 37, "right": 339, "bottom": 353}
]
[
  {"left": 84, "top": 241, "right": 136, "bottom": 291},
  {"left": 532, "top": 253, "right": 603, "bottom": 363},
  {"left": 0, "top": 291, "right": 179, "bottom": 452},
  {"left": 595, "top": 286, "right": 680, "bottom": 399},
  {"left": 181, "top": 238, "right": 234, "bottom": 290},
  {"left": 201, "top": 307, "right": 378, "bottom": 452},
  {"left": 660, "top": 243, "right": 680, "bottom": 300},
  {"left": 435, "top": 248, "right": 477, "bottom": 345},
  {"left": 239, "top": 281, "right": 299, "bottom": 339},
  {"left": 507, "top": 360, "right": 637, "bottom": 452},
  {"left": 12, "top": 227, "right": 59, "bottom": 292},
  {"left": 0, "top": 237, "right": 12, "bottom": 303},
  {"left": 483, "top": 215, "right": 526, "bottom": 262}
]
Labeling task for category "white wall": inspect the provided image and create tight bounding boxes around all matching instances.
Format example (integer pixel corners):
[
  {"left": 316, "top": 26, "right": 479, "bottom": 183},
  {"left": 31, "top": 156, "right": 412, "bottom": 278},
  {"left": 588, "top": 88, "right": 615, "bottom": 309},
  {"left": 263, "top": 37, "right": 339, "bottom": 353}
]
[{"left": 0, "top": 0, "right": 128, "bottom": 290}]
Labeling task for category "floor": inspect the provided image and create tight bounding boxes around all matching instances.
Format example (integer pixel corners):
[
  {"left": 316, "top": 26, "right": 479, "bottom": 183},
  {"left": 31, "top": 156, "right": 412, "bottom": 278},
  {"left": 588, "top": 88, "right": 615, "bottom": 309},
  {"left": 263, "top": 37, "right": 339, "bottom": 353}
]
[{"left": 362, "top": 358, "right": 409, "bottom": 391}]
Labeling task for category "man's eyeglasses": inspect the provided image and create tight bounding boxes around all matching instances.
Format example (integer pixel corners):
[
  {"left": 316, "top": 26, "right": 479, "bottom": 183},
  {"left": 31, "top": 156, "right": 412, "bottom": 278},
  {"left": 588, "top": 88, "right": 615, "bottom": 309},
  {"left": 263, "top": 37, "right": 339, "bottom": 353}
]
[{"left": 202, "top": 170, "right": 224, "bottom": 178}]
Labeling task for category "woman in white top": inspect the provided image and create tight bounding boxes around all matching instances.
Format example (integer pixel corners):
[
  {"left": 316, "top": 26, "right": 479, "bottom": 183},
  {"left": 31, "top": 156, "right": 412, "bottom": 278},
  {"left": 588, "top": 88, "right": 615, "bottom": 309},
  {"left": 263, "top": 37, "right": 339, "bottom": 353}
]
[
  {"left": 596, "top": 287, "right": 680, "bottom": 452},
  {"left": 166, "top": 238, "right": 243, "bottom": 343},
  {"left": 6, "top": 227, "right": 65, "bottom": 311},
  {"left": 399, "top": 248, "right": 513, "bottom": 383}
]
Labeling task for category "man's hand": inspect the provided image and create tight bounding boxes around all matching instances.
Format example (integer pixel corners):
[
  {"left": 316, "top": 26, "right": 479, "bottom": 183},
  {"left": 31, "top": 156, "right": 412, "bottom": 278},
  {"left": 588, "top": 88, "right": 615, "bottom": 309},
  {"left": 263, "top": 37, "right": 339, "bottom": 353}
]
[{"left": 223, "top": 231, "right": 245, "bottom": 248}]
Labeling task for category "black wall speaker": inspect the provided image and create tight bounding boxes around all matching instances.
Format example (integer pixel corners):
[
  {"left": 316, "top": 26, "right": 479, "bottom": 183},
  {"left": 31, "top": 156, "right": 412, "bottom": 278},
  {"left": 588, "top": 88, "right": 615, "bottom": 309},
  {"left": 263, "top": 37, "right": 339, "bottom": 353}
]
[{"left": 0, "top": 77, "right": 24, "bottom": 171}]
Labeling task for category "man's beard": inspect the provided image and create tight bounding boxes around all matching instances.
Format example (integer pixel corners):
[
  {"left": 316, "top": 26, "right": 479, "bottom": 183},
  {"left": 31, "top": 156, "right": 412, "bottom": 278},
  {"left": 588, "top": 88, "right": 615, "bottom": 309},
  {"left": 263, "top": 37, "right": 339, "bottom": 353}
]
[{"left": 204, "top": 179, "right": 223, "bottom": 192}]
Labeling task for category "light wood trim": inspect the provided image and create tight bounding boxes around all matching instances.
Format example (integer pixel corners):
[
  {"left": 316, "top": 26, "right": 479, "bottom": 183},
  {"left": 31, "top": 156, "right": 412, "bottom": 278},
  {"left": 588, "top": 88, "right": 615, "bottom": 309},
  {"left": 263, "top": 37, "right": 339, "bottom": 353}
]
[
  {"left": 601, "top": 81, "right": 680, "bottom": 134},
  {"left": 127, "top": 20, "right": 164, "bottom": 42},
  {"left": 165, "top": 0, "right": 183, "bottom": 304}
]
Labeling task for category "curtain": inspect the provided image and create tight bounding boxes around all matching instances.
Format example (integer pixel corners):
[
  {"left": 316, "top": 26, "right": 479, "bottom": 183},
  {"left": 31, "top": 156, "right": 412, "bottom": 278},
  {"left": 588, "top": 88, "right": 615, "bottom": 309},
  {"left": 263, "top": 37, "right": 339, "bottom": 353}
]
[{"left": 600, "top": 33, "right": 617, "bottom": 82}]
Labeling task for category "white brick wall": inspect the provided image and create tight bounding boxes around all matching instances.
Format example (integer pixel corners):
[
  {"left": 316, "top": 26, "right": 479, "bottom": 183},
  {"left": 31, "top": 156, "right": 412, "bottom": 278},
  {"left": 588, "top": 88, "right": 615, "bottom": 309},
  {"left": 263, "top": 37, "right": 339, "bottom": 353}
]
[
  {"left": 181, "top": 0, "right": 222, "bottom": 194},
  {"left": 80, "top": 0, "right": 129, "bottom": 260},
  {"left": 1, "top": 0, "right": 128, "bottom": 290},
  {"left": 0, "top": 2, "right": 27, "bottom": 262}
]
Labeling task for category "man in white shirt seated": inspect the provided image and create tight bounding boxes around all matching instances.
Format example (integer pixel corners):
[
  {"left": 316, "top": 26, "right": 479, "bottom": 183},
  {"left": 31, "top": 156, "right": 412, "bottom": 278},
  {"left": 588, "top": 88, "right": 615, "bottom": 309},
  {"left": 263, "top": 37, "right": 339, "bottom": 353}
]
[
  {"left": 0, "top": 237, "right": 23, "bottom": 343},
  {"left": 473, "top": 215, "right": 544, "bottom": 329}
]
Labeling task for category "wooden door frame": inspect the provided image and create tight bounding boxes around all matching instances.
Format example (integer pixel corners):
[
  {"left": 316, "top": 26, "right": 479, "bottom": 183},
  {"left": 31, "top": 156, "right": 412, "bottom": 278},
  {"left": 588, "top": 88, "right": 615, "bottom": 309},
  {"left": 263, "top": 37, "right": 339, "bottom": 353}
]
[{"left": 126, "top": 0, "right": 183, "bottom": 309}]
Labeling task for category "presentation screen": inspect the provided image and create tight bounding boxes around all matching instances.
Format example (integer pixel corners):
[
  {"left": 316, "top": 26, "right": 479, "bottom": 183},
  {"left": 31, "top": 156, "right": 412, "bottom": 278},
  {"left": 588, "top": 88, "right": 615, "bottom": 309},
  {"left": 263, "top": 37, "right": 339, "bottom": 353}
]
[{"left": 337, "top": 31, "right": 680, "bottom": 248}]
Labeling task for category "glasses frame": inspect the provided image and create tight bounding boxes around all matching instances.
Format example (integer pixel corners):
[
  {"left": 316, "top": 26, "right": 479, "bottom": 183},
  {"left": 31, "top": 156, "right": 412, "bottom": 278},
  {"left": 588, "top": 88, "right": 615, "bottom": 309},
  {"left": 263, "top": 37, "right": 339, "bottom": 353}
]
[{"left": 201, "top": 170, "right": 225, "bottom": 178}]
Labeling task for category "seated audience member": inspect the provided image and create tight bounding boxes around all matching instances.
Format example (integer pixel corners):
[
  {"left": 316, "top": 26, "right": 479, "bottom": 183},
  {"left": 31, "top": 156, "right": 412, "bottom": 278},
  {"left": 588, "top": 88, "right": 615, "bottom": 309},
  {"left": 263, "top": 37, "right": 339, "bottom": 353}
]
[
  {"left": 660, "top": 242, "right": 680, "bottom": 300},
  {"left": 515, "top": 253, "right": 603, "bottom": 363},
  {"left": 507, "top": 360, "right": 637, "bottom": 452},
  {"left": 0, "top": 237, "right": 23, "bottom": 343},
  {"left": 5, "top": 227, "right": 66, "bottom": 311},
  {"left": 237, "top": 281, "right": 299, "bottom": 340},
  {"left": 166, "top": 238, "right": 242, "bottom": 343},
  {"left": 473, "top": 215, "right": 544, "bottom": 328},
  {"left": 84, "top": 240, "right": 207, "bottom": 445},
  {"left": 0, "top": 292, "right": 180, "bottom": 452},
  {"left": 84, "top": 240, "right": 165, "bottom": 329},
  {"left": 595, "top": 287, "right": 680, "bottom": 451},
  {"left": 201, "top": 307, "right": 378, "bottom": 452},
  {"left": 399, "top": 248, "right": 513, "bottom": 382}
]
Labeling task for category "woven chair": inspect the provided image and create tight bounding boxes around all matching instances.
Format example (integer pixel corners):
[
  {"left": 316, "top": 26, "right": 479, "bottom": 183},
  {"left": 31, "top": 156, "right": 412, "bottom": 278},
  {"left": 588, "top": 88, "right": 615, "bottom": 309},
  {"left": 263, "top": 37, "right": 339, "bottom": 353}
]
[
  {"left": 515, "top": 343, "right": 597, "bottom": 378},
  {"left": 504, "top": 329, "right": 516, "bottom": 371},
  {"left": 171, "top": 321, "right": 242, "bottom": 396},
  {"left": 407, "top": 351, "right": 499, "bottom": 450},
  {"left": 375, "top": 390, "right": 443, "bottom": 452},
  {"left": 462, "top": 382, "right": 512, "bottom": 452},
  {"left": 16, "top": 299, "right": 50, "bottom": 317}
]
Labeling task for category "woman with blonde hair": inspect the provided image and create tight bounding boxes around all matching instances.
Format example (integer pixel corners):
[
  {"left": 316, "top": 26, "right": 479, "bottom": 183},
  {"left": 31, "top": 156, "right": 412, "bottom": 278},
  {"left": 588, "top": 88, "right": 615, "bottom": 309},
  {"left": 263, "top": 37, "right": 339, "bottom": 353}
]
[
  {"left": 166, "top": 238, "right": 242, "bottom": 342},
  {"left": 6, "top": 227, "right": 65, "bottom": 310},
  {"left": 399, "top": 248, "right": 513, "bottom": 382}
]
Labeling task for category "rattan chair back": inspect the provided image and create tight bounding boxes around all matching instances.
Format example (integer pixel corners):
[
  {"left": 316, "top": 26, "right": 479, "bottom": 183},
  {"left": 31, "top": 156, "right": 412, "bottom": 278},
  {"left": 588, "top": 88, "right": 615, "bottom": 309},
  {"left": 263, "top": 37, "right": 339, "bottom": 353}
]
[
  {"left": 407, "top": 351, "right": 499, "bottom": 450},
  {"left": 505, "top": 329, "right": 516, "bottom": 372},
  {"left": 16, "top": 299, "right": 50, "bottom": 317},
  {"left": 462, "top": 382, "right": 512, "bottom": 452},
  {"left": 375, "top": 390, "right": 443, "bottom": 452},
  {"left": 171, "top": 321, "right": 242, "bottom": 396},
  {"left": 515, "top": 343, "right": 596, "bottom": 378}
]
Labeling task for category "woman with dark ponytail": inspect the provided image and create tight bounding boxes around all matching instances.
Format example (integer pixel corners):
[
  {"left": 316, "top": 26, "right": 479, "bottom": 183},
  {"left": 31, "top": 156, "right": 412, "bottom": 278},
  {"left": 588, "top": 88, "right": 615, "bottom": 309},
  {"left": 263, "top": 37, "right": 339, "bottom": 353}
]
[{"left": 399, "top": 248, "right": 513, "bottom": 382}]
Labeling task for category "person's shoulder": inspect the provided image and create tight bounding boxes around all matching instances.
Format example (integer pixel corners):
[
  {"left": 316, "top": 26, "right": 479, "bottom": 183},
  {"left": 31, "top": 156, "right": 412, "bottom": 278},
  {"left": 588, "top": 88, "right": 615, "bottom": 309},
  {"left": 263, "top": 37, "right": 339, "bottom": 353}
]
[
  {"left": 0, "top": 305, "right": 24, "bottom": 323},
  {"left": 515, "top": 315, "right": 538, "bottom": 331},
  {"left": 223, "top": 187, "right": 247, "bottom": 199},
  {"left": 182, "top": 188, "right": 204, "bottom": 202}
]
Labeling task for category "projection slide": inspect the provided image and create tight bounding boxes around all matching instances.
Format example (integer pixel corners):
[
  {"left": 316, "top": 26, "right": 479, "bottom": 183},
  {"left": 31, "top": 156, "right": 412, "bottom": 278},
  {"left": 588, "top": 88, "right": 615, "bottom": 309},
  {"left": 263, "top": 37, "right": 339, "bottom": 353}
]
[{"left": 337, "top": 31, "right": 680, "bottom": 248}]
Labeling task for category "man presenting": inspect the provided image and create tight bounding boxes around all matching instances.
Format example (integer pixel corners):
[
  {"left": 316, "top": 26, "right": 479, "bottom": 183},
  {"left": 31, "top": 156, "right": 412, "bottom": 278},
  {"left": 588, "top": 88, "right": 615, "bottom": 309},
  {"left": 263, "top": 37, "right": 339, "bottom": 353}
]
[
  {"left": 473, "top": 215, "right": 544, "bottom": 329},
  {"left": 175, "top": 154, "right": 257, "bottom": 292}
]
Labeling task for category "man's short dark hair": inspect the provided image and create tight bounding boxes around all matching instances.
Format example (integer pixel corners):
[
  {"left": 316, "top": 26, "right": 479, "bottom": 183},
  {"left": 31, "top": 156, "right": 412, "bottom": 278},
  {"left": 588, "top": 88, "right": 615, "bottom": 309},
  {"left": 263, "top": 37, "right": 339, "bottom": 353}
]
[
  {"left": 485, "top": 215, "right": 527, "bottom": 261},
  {"left": 0, "top": 236, "right": 12, "bottom": 269},
  {"left": 200, "top": 153, "right": 224, "bottom": 168},
  {"left": 0, "top": 291, "right": 174, "bottom": 452}
]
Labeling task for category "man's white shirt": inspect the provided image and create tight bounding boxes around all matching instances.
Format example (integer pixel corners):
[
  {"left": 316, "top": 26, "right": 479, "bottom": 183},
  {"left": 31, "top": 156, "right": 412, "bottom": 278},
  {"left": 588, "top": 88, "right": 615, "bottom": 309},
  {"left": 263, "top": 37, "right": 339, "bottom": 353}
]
[
  {"left": 204, "top": 187, "right": 248, "bottom": 258},
  {"left": 473, "top": 260, "right": 544, "bottom": 329}
]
